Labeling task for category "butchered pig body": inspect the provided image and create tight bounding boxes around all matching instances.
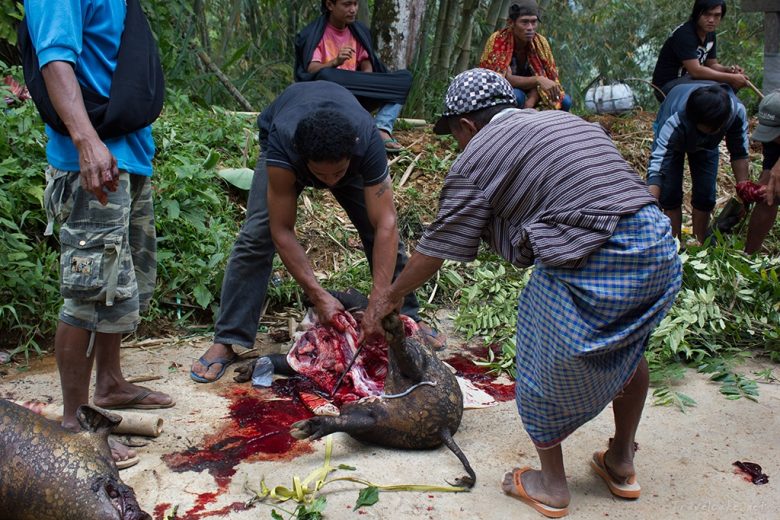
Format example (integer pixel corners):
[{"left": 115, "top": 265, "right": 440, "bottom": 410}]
[{"left": 0, "top": 399, "right": 150, "bottom": 520}]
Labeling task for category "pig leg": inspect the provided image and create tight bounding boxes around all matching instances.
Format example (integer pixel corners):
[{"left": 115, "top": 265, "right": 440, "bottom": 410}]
[
  {"left": 290, "top": 407, "right": 379, "bottom": 441},
  {"left": 439, "top": 428, "right": 476, "bottom": 488}
]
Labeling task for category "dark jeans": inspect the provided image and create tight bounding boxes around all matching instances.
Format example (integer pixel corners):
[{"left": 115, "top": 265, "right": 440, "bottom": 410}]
[
  {"left": 213, "top": 156, "right": 420, "bottom": 348},
  {"left": 656, "top": 148, "right": 720, "bottom": 212}
]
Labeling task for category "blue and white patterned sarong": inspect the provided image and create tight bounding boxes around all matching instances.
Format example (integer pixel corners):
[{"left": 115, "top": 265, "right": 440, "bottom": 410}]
[{"left": 515, "top": 204, "right": 682, "bottom": 448}]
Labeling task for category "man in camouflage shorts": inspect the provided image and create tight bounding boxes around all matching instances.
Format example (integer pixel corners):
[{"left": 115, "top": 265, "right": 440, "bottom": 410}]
[{"left": 26, "top": 0, "right": 173, "bottom": 469}]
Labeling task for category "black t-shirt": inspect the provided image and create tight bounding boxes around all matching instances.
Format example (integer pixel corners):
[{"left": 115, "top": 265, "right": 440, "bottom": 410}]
[
  {"left": 652, "top": 21, "right": 717, "bottom": 89},
  {"left": 258, "top": 81, "right": 388, "bottom": 189},
  {"left": 764, "top": 141, "right": 780, "bottom": 171}
]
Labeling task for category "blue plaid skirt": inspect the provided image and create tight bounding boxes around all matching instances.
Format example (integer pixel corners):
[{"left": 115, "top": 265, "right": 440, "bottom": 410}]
[{"left": 515, "top": 204, "right": 682, "bottom": 448}]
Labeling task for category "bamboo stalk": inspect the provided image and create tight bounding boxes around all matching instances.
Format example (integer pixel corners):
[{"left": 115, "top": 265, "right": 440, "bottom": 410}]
[
  {"left": 746, "top": 79, "right": 765, "bottom": 100},
  {"left": 196, "top": 49, "right": 254, "bottom": 111},
  {"left": 399, "top": 152, "right": 424, "bottom": 187}
]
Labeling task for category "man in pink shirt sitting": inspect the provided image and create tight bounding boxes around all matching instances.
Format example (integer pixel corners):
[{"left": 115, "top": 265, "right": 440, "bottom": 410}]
[{"left": 295, "top": 0, "right": 412, "bottom": 153}]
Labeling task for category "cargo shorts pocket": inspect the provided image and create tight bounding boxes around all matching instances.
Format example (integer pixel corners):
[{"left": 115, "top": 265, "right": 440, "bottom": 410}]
[
  {"left": 43, "top": 167, "right": 76, "bottom": 236},
  {"left": 60, "top": 227, "right": 135, "bottom": 306}
]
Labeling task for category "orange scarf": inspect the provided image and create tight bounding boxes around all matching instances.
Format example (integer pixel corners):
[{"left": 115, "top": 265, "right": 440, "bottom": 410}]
[{"left": 479, "top": 27, "right": 565, "bottom": 110}]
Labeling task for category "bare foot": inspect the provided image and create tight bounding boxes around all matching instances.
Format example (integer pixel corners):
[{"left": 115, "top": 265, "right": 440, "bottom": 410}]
[
  {"left": 108, "top": 437, "right": 137, "bottom": 464},
  {"left": 190, "top": 342, "right": 237, "bottom": 382},
  {"left": 502, "top": 468, "right": 570, "bottom": 510}
]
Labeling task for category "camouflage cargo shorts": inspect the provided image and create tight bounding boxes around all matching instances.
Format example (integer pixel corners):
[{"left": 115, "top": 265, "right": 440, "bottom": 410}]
[{"left": 43, "top": 166, "right": 156, "bottom": 333}]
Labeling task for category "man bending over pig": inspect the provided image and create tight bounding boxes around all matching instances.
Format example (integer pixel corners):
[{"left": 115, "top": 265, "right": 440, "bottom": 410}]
[{"left": 191, "top": 81, "right": 443, "bottom": 383}]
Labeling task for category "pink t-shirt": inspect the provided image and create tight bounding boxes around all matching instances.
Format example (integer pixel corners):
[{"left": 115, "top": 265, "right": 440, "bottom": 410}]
[{"left": 311, "top": 23, "right": 369, "bottom": 71}]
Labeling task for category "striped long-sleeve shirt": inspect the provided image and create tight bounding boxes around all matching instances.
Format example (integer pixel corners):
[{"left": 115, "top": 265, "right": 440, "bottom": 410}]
[{"left": 416, "top": 109, "right": 656, "bottom": 268}]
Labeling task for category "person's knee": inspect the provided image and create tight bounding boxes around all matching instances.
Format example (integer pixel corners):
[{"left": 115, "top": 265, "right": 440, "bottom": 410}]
[
  {"left": 691, "top": 183, "right": 717, "bottom": 213},
  {"left": 513, "top": 88, "right": 527, "bottom": 107},
  {"left": 658, "top": 189, "right": 683, "bottom": 210},
  {"left": 560, "top": 94, "right": 573, "bottom": 112}
]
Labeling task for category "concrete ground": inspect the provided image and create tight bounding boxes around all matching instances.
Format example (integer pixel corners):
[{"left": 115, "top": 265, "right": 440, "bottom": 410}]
[{"left": 1, "top": 324, "right": 778, "bottom": 520}]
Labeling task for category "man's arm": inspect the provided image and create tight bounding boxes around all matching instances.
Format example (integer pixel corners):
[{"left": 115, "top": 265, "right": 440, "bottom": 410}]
[
  {"left": 307, "top": 47, "right": 355, "bottom": 74},
  {"left": 766, "top": 156, "right": 780, "bottom": 206},
  {"left": 363, "top": 177, "right": 398, "bottom": 295},
  {"left": 505, "top": 72, "right": 560, "bottom": 102},
  {"left": 41, "top": 61, "right": 118, "bottom": 204},
  {"left": 681, "top": 58, "right": 748, "bottom": 90},
  {"left": 358, "top": 58, "right": 372, "bottom": 72},
  {"left": 361, "top": 252, "right": 444, "bottom": 340},
  {"left": 731, "top": 158, "right": 749, "bottom": 184},
  {"left": 646, "top": 120, "right": 680, "bottom": 199},
  {"left": 267, "top": 165, "right": 343, "bottom": 323}
]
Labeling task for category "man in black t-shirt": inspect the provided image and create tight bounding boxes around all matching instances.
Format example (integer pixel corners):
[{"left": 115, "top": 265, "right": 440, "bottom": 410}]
[
  {"left": 652, "top": 0, "right": 747, "bottom": 100},
  {"left": 191, "top": 81, "right": 442, "bottom": 383},
  {"left": 745, "top": 90, "right": 780, "bottom": 254}
]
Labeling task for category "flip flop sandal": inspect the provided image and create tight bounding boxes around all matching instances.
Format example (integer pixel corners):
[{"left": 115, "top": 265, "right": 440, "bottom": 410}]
[
  {"left": 190, "top": 354, "right": 238, "bottom": 383},
  {"left": 502, "top": 467, "right": 569, "bottom": 518},
  {"left": 418, "top": 325, "right": 447, "bottom": 351},
  {"left": 383, "top": 137, "right": 403, "bottom": 153},
  {"left": 115, "top": 455, "right": 140, "bottom": 470},
  {"left": 590, "top": 450, "right": 641, "bottom": 499},
  {"left": 108, "top": 438, "right": 140, "bottom": 470},
  {"left": 98, "top": 386, "right": 176, "bottom": 410}
]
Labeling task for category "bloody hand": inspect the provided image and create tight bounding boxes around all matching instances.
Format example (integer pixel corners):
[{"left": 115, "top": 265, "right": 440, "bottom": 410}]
[{"left": 735, "top": 181, "right": 766, "bottom": 204}]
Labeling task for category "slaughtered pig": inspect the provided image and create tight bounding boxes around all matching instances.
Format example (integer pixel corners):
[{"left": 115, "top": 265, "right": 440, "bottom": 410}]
[{"left": 0, "top": 399, "right": 150, "bottom": 520}]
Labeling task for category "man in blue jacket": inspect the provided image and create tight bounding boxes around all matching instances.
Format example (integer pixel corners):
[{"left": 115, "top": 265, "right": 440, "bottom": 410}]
[
  {"left": 647, "top": 82, "right": 750, "bottom": 242},
  {"left": 24, "top": 0, "right": 172, "bottom": 469}
]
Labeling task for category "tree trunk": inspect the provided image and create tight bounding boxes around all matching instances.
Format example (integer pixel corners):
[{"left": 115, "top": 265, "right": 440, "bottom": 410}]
[
  {"left": 437, "top": 0, "right": 461, "bottom": 77},
  {"left": 430, "top": 0, "right": 451, "bottom": 81},
  {"left": 452, "top": 0, "right": 478, "bottom": 73},
  {"left": 371, "top": 0, "right": 426, "bottom": 70},
  {"left": 358, "top": 0, "right": 371, "bottom": 27},
  {"left": 218, "top": 0, "right": 243, "bottom": 63},
  {"left": 193, "top": 0, "right": 210, "bottom": 53},
  {"left": 494, "top": 0, "right": 512, "bottom": 30},
  {"left": 485, "top": 0, "right": 505, "bottom": 30}
]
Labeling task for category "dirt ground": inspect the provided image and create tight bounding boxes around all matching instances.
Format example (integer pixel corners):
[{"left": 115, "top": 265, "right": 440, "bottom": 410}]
[{"left": 1, "top": 311, "right": 778, "bottom": 520}]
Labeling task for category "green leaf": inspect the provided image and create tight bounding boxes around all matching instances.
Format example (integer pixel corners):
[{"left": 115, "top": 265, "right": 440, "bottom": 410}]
[
  {"left": 354, "top": 486, "right": 379, "bottom": 510},
  {"left": 337, "top": 464, "right": 356, "bottom": 471},
  {"left": 218, "top": 167, "right": 254, "bottom": 190},
  {"left": 270, "top": 510, "right": 283, "bottom": 520},
  {"left": 192, "top": 284, "right": 212, "bottom": 308},
  {"left": 202, "top": 150, "right": 221, "bottom": 170}
]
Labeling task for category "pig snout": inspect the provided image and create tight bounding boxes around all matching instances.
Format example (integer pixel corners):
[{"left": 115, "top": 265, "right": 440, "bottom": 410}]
[{"left": 95, "top": 478, "right": 152, "bottom": 520}]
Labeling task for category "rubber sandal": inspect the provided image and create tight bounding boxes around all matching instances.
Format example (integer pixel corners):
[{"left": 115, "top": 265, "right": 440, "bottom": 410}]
[
  {"left": 190, "top": 354, "right": 238, "bottom": 383},
  {"left": 590, "top": 450, "right": 641, "bottom": 499},
  {"left": 98, "top": 387, "right": 175, "bottom": 410},
  {"left": 383, "top": 137, "right": 403, "bottom": 153},
  {"left": 115, "top": 455, "right": 140, "bottom": 470},
  {"left": 418, "top": 323, "right": 447, "bottom": 351},
  {"left": 502, "top": 467, "right": 569, "bottom": 518},
  {"left": 109, "top": 438, "right": 140, "bottom": 470}
]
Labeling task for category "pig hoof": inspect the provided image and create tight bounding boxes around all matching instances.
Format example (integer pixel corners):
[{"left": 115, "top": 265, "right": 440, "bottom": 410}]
[
  {"left": 449, "top": 475, "right": 476, "bottom": 489},
  {"left": 290, "top": 418, "right": 325, "bottom": 440}
]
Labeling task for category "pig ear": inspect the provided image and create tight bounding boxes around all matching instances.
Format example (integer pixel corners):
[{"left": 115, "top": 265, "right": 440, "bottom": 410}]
[{"left": 76, "top": 405, "right": 122, "bottom": 434}]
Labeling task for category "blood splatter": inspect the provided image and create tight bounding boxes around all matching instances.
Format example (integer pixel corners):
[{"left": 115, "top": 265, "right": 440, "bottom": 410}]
[
  {"left": 445, "top": 345, "right": 515, "bottom": 402},
  {"left": 157, "top": 380, "right": 316, "bottom": 518},
  {"left": 733, "top": 461, "right": 769, "bottom": 485},
  {"left": 152, "top": 503, "right": 171, "bottom": 519}
]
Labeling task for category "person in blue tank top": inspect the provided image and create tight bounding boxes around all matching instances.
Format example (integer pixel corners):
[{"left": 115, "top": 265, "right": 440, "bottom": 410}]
[{"left": 25, "top": 0, "right": 172, "bottom": 470}]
